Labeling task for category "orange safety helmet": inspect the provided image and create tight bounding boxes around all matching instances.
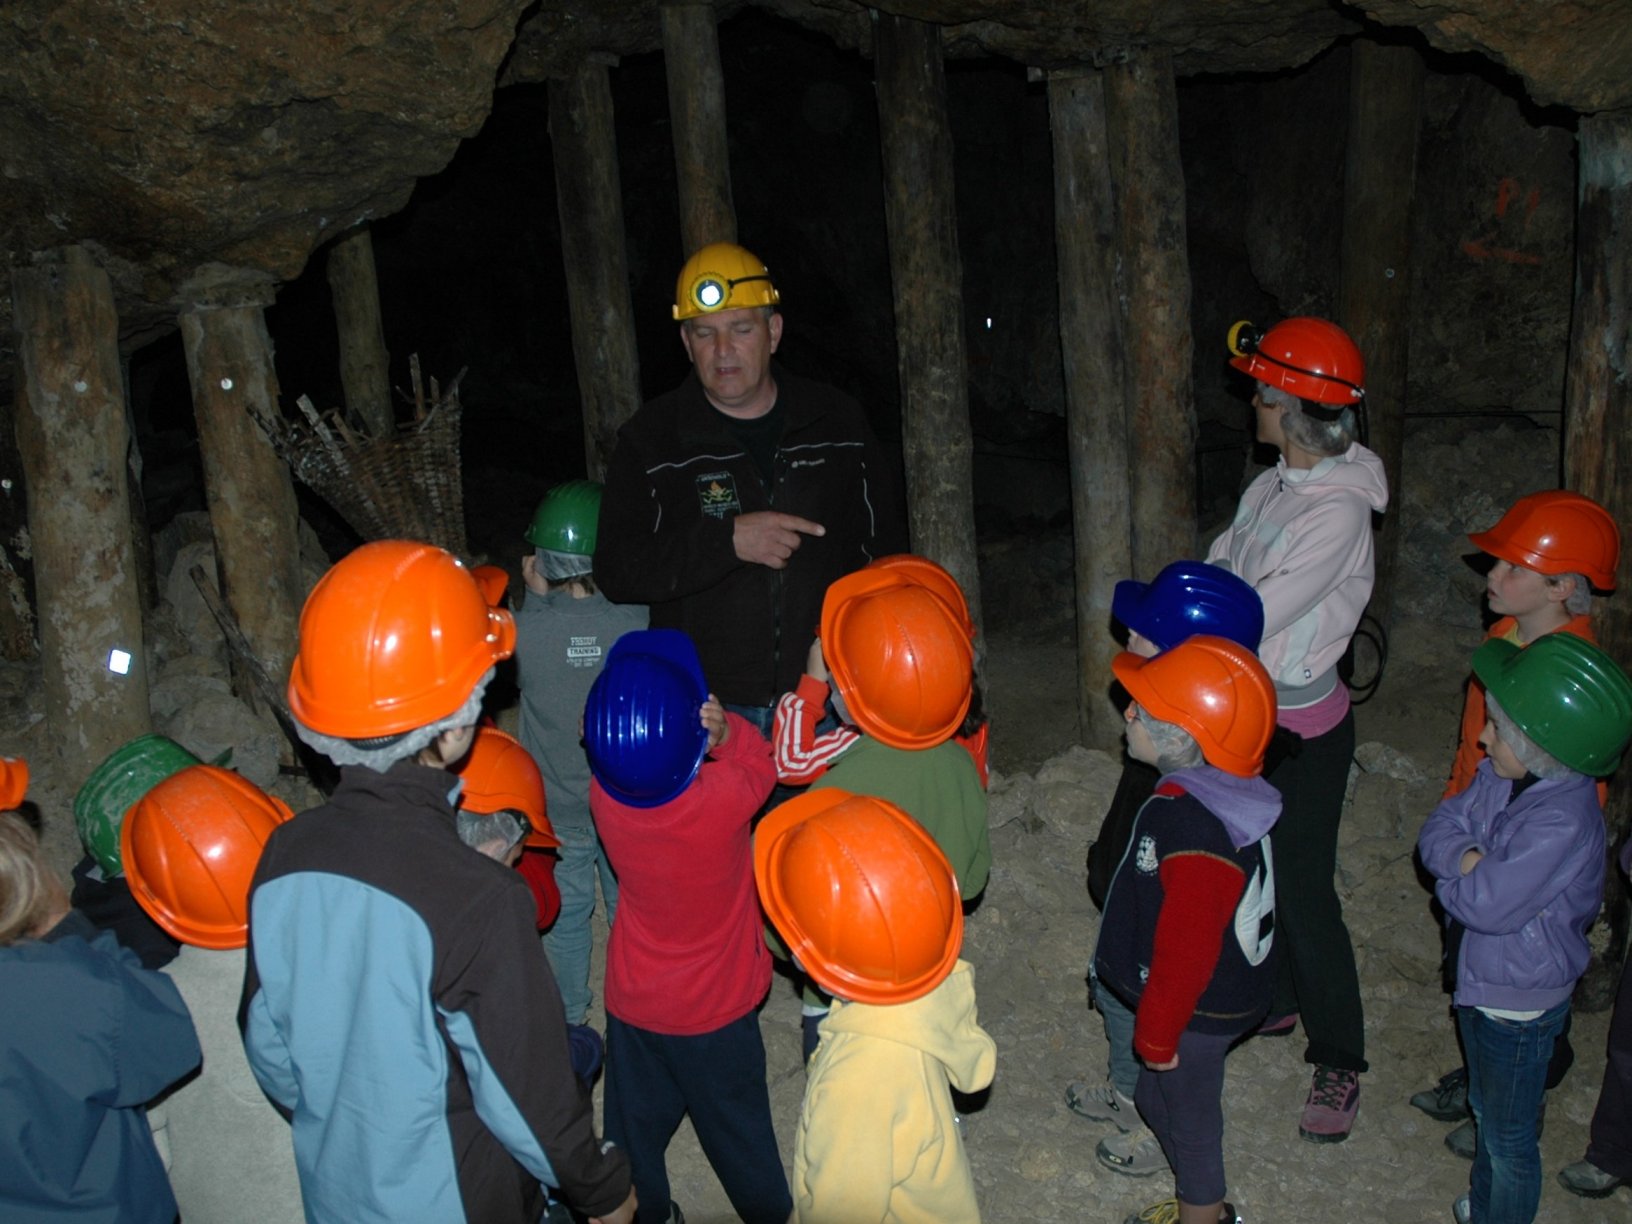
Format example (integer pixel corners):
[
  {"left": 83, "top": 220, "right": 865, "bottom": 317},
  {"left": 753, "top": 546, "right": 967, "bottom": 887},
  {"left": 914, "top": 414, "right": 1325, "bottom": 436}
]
[
  {"left": 866, "top": 554, "right": 976, "bottom": 642},
  {"left": 755, "top": 789, "right": 962, "bottom": 1005},
  {"left": 455, "top": 727, "right": 559, "bottom": 849},
  {"left": 1228, "top": 317, "right": 1365, "bottom": 406},
  {"left": 120, "top": 765, "right": 294, "bottom": 950},
  {"left": 0, "top": 757, "right": 27, "bottom": 810},
  {"left": 471, "top": 564, "right": 510, "bottom": 609},
  {"left": 820, "top": 568, "right": 973, "bottom": 751},
  {"left": 288, "top": 541, "right": 516, "bottom": 740},
  {"left": 1112, "top": 635, "right": 1276, "bottom": 777},
  {"left": 1468, "top": 490, "right": 1621, "bottom": 592}
]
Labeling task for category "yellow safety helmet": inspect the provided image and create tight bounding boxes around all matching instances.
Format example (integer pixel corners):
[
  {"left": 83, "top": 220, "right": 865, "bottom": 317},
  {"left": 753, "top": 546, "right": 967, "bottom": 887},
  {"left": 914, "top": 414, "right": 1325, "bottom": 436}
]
[{"left": 673, "top": 242, "right": 780, "bottom": 321}]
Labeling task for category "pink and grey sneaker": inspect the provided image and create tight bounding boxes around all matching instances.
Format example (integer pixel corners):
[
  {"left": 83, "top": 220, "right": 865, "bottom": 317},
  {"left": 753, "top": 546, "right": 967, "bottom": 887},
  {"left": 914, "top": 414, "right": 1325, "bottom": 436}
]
[{"left": 1299, "top": 1065, "right": 1360, "bottom": 1143}]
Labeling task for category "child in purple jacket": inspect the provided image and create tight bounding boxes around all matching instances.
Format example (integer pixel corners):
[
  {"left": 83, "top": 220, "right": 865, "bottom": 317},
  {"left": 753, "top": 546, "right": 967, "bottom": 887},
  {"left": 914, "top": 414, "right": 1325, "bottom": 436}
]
[{"left": 1418, "top": 633, "right": 1632, "bottom": 1224}]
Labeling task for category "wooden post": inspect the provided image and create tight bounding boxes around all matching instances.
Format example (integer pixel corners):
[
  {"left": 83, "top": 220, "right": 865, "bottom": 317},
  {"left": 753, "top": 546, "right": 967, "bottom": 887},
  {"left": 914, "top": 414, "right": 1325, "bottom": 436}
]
[
  {"left": 1564, "top": 109, "right": 1632, "bottom": 1011},
  {"left": 1050, "top": 67, "right": 1131, "bottom": 750},
  {"left": 326, "top": 224, "right": 395, "bottom": 437},
  {"left": 661, "top": 2, "right": 737, "bottom": 252},
  {"left": 873, "top": 12, "right": 984, "bottom": 642},
  {"left": 1340, "top": 41, "right": 1424, "bottom": 628},
  {"left": 549, "top": 60, "right": 644, "bottom": 480},
  {"left": 179, "top": 295, "right": 303, "bottom": 702},
  {"left": 10, "top": 246, "right": 152, "bottom": 766},
  {"left": 1104, "top": 49, "right": 1196, "bottom": 574}
]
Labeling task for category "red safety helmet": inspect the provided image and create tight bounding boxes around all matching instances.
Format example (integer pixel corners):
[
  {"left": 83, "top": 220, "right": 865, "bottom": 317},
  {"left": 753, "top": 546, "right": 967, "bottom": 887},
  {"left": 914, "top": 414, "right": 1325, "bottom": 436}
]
[
  {"left": 1228, "top": 317, "right": 1365, "bottom": 406},
  {"left": 120, "top": 765, "right": 294, "bottom": 950},
  {"left": 287, "top": 541, "right": 515, "bottom": 740},
  {"left": 1113, "top": 635, "right": 1277, "bottom": 777},
  {"left": 821, "top": 569, "right": 973, "bottom": 751},
  {"left": 1468, "top": 490, "right": 1620, "bottom": 592},
  {"left": 866, "top": 554, "right": 977, "bottom": 642},
  {"left": 456, "top": 727, "right": 558, "bottom": 849},
  {"left": 755, "top": 789, "right": 962, "bottom": 1005}
]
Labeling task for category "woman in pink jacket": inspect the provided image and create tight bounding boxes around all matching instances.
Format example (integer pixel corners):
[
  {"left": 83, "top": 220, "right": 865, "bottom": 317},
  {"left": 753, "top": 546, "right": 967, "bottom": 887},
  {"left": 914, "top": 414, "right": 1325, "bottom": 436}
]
[{"left": 1207, "top": 317, "right": 1389, "bottom": 1144}]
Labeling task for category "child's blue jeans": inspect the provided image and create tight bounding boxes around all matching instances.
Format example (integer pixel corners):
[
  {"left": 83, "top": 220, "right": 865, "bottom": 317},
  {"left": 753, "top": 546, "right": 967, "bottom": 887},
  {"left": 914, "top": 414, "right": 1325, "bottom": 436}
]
[
  {"left": 1090, "top": 968, "right": 1141, "bottom": 1100},
  {"left": 1459, "top": 999, "right": 1570, "bottom": 1224},
  {"left": 541, "top": 817, "right": 618, "bottom": 1025}
]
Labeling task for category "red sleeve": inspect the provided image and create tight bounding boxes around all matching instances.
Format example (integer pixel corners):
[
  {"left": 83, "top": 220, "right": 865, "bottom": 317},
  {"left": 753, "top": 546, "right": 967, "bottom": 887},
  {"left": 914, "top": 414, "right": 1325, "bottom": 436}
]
[
  {"left": 699, "top": 713, "right": 777, "bottom": 824},
  {"left": 515, "top": 849, "right": 562, "bottom": 932},
  {"left": 1133, "top": 853, "right": 1246, "bottom": 1064},
  {"left": 772, "top": 675, "right": 858, "bottom": 784}
]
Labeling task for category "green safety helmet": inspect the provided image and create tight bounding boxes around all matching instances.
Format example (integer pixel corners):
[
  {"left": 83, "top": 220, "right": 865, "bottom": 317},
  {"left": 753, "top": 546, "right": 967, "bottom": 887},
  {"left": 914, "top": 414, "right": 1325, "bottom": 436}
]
[
  {"left": 74, "top": 734, "right": 203, "bottom": 876},
  {"left": 1472, "top": 634, "right": 1632, "bottom": 777},
  {"left": 525, "top": 480, "right": 602, "bottom": 556}
]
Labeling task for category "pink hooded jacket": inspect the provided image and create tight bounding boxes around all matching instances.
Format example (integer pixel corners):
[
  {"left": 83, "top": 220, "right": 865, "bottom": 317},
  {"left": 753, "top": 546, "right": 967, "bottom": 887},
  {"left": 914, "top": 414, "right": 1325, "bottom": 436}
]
[{"left": 1206, "top": 443, "right": 1389, "bottom": 702}]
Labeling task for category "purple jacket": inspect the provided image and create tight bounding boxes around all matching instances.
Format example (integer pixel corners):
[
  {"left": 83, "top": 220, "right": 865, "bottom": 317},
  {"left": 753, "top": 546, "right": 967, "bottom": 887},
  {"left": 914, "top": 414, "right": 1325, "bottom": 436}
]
[{"left": 1418, "top": 760, "right": 1605, "bottom": 1012}]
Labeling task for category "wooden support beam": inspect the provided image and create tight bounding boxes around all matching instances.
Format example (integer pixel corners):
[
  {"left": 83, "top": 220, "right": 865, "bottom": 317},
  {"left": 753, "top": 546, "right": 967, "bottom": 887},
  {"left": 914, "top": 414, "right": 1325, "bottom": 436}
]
[
  {"left": 326, "top": 224, "right": 395, "bottom": 438},
  {"left": 549, "top": 61, "right": 644, "bottom": 480},
  {"left": 661, "top": 2, "right": 737, "bottom": 252},
  {"left": 1340, "top": 40, "right": 1424, "bottom": 628},
  {"left": 1104, "top": 49, "right": 1196, "bottom": 574},
  {"left": 10, "top": 246, "right": 152, "bottom": 767},
  {"left": 179, "top": 298, "right": 303, "bottom": 706},
  {"left": 1564, "top": 108, "right": 1632, "bottom": 1010},
  {"left": 1049, "top": 67, "right": 1131, "bottom": 749},
  {"left": 873, "top": 12, "right": 984, "bottom": 644}
]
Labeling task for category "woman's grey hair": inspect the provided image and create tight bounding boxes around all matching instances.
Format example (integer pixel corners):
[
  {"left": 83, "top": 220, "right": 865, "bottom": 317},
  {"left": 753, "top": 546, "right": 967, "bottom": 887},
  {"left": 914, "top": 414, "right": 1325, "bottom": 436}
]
[
  {"left": 1261, "top": 382, "right": 1357, "bottom": 457},
  {"left": 1137, "top": 707, "right": 1206, "bottom": 774},
  {"left": 1485, "top": 693, "right": 1573, "bottom": 780},
  {"left": 1548, "top": 572, "right": 1593, "bottom": 617}
]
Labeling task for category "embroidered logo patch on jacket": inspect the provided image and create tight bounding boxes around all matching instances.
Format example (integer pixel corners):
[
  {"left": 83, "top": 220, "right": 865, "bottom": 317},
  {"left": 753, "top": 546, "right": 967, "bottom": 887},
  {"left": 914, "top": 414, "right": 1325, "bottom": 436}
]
[
  {"left": 696, "top": 472, "right": 741, "bottom": 519},
  {"left": 1135, "top": 834, "right": 1158, "bottom": 874}
]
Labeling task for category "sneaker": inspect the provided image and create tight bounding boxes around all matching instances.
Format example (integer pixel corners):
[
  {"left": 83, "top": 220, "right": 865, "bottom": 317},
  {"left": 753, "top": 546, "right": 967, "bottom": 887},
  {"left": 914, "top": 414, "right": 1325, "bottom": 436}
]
[
  {"left": 1298, "top": 1065, "right": 1360, "bottom": 1143},
  {"left": 1065, "top": 1080, "right": 1139, "bottom": 1131},
  {"left": 1121, "top": 1199, "right": 1241, "bottom": 1224},
  {"left": 1446, "top": 1094, "right": 1546, "bottom": 1160},
  {"left": 1410, "top": 1066, "right": 1469, "bottom": 1122},
  {"left": 1256, "top": 1012, "right": 1299, "bottom": 1037},
  {"left": 1451, "top": 1194, "right": 1471, "bottom": 1224},
  {"left": 1444, "top": 1117, "right": 1475, "bottom": 1160},
  {"left": 1558, "top": 1158, "right": 1628, "bottom": 1198},
  {"left": 1097, "top": 1124, "right": 1169, "bottom": 1177}
]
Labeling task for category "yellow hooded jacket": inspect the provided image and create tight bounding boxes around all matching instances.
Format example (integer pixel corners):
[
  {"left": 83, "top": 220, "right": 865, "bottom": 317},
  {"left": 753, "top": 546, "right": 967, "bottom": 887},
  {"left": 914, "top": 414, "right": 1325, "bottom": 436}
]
[{"left": 793, "top": 960, "right": 997, "bottom": 1223}]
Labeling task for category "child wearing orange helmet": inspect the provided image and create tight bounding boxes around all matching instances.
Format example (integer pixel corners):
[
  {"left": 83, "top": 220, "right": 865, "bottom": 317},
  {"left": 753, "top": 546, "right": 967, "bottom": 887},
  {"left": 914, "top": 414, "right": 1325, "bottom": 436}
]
[
  {"left": 782, "top": 567, "right": 990, "bottom": 1061},
  {"left": 120, "top": 765, "right": 303, "bottom": 1223},
  {"left": 243, "top": 541, "right": 633, "bottom": 1224},
  {"left": 772, "top": 553, "right": 991, "bottom": 787},
  {"left": 0, "top": 759, "right": 204, "bottom": 1224},
  {"left": 1093, "top": 638, "right": 1281, "bottom": 1224},
  {"left": 1412, "top": 490, "right": 1621, "bottom": 1161},
  {"left": 757, "top": 789, "right": 996, "bottom": 1223}
]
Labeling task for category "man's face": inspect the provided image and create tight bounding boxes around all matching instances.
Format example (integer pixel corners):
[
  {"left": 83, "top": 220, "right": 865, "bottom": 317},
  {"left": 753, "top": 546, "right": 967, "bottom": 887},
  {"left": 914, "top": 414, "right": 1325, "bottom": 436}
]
[{"left": 680, "top": 307, "right": 782, "bottom": 418}]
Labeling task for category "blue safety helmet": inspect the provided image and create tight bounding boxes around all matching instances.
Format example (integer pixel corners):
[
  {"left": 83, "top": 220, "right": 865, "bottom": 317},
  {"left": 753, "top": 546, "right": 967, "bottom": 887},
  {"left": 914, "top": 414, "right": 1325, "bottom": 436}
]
[
  {"left": 584, "top": 629, "right": 710, "bottom": 808},
  {"left": 1112, "top": 561, "right": 1265, "bottom": 653}
]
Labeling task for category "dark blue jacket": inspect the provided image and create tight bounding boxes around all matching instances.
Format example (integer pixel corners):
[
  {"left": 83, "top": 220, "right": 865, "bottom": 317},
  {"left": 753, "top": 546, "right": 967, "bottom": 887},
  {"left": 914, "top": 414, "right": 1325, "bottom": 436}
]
[{"left": 0, "top": 911, "right": 201, "bottom": 1222}]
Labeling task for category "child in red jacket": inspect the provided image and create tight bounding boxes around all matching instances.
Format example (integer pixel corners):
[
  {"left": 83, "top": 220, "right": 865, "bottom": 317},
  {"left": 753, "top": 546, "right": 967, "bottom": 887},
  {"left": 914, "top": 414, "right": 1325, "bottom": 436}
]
[{"left": 586, "top": 630, "right": 792, "bottom": 1224}]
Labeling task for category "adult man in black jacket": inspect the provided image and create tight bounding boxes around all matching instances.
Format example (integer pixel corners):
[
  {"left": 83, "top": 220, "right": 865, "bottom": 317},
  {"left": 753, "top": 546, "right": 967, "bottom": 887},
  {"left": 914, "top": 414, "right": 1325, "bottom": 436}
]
[{"left": 597, "top": 242, "right": 906, "bottom": 730}]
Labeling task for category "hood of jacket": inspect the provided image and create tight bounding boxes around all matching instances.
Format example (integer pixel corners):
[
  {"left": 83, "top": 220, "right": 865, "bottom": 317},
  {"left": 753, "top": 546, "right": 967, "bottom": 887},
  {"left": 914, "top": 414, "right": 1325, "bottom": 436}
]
[
  {"left": 1160, "top": 765, "right": 1281, "bottom": 848},
  {"left": 823, "top": 960, "right": 997, "bottom": 1094},
  {"left": 1277, "top": 442, "right": 1389, "bottom": 511}
]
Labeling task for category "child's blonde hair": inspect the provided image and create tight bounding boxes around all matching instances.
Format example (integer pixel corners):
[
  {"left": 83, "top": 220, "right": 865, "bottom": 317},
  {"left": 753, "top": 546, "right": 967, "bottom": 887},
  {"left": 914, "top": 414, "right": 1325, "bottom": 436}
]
[{"left": 0, "top": 811, "right": 54, "bottom": 946}]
